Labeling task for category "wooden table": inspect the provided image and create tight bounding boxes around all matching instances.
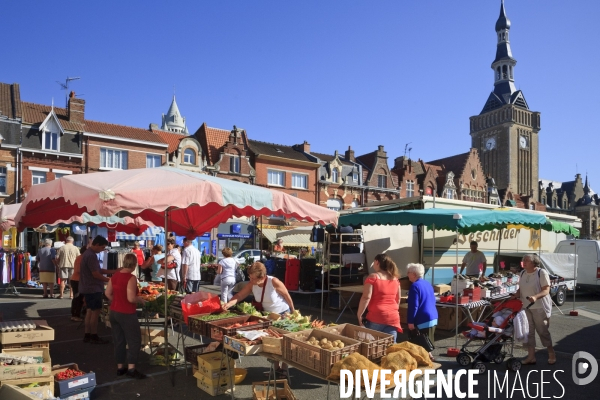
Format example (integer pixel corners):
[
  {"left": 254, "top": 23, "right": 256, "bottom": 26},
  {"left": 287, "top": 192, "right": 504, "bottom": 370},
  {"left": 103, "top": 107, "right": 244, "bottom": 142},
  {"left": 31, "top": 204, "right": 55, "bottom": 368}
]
[{"left": 330, "top": 285, "right": 365, "bottom": 323}]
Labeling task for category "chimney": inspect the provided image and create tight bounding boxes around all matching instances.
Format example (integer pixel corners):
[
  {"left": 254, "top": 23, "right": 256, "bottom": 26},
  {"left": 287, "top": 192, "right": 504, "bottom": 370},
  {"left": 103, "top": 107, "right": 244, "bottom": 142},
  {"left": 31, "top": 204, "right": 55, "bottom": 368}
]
[
  {"left": 68, "top": 91, "right": 85, "bottom": 123},
  {"left": 345, "top": 146, "right": 355, "bottom": 162},
  {"left": 294, "top": 141, "right": 310, "bottom": 153}
]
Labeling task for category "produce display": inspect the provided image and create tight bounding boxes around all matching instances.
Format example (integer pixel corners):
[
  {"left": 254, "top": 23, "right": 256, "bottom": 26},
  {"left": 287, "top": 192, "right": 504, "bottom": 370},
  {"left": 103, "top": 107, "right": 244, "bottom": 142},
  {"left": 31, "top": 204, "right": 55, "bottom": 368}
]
[
  {"left": 55, "top": 368, "right": 85, "bottom": 381},
  {"left": 386, "top": 342, "right": 433, "bottom": 368},
  {"left": 270, "top": 310, "right": 326, "bottom": 332},
  {"left": 304, "top": 336, "right": 346, "bottom": 350},
  {"left": 138, "top": 283, "right": 178, "bottom": 301},
  {"left": 195, "top": 312, "right": 239, "bottom": 322},
  {"left": 381, "top": 349, "right": 418, "bottom": 373},
  {"left": 223, "top": 321, "right": 259, "bottom": 330},
  {"left": 236, "top": 302, "right": 262, "bottom": 317},
  {"left": 327, "top": 352, "right": 379, "bottom": 380}
]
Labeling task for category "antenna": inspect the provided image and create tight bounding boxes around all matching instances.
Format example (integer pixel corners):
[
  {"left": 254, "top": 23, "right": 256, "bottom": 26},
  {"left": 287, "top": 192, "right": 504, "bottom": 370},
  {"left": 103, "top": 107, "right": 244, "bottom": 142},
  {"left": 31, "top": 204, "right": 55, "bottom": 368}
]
[
  {"left": 56, "top": 77, "right": 81, "bottom": 107},
  {"left": 408, "top": 147, "right": 413, "bottom": 160},
  {"left": 404, "top": 142, "right": 412, "bottom": 158}
]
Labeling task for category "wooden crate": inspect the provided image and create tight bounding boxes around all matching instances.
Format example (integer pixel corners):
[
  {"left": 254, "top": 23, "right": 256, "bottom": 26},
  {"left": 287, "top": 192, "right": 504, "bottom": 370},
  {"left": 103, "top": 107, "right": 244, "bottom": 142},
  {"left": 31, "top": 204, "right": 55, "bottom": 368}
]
[
  {"left": 0, "top": 376, "right": 54, "bottom": 399},
  {"left": 188, "top": 313, "right": 241, "bottom": 337},
  {"left": 282, "top": 329, "right": 360, "bottom": 378},
  {"left": 207, "top": 316, "right": 271, "bottom": 341},
  {"left": 252, "top": 379, "right": 296, "bottom": 400},
  {"left": 321, "top": 323, "right": 394, "bottom": 360},
  {"left": 1, "top": 341, "right": 50, "bottom": 350}
]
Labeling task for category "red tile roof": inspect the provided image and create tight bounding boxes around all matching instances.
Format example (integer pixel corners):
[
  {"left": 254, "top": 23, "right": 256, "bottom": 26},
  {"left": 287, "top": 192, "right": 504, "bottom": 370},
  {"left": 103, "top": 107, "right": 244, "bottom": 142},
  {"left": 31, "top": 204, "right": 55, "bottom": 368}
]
[
  {"left": 84, "top": 120, "right": 166, "bottom": 145},
  {"left": 196, "top": 123, "right": 230, "bottom": 165},
  {"left": 21, "top": 102, "right": 84, "bottom": 132},
  {"left": 153, "top": 129, "right": 186, "bottom": 152}
]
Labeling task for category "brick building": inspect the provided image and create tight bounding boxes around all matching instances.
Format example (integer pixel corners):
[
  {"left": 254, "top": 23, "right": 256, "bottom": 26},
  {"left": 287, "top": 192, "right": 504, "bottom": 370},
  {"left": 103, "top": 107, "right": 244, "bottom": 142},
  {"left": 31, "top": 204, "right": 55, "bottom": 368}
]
[{"left": 355, "top": 145, "right": 400, "bottom": 203}]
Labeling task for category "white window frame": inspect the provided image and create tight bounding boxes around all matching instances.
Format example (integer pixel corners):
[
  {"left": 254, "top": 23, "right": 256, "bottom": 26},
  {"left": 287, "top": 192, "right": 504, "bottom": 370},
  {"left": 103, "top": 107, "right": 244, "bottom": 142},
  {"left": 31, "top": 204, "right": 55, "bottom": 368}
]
[
  {"left": 326, "top": 198, "right": 343, "bottom": 211},
  {"left": 183, "top": 149, "right": 196, "bottom": 165},
  {"left": 352, "top": 172, "right": 358, "bottom": 183},
  {"left": 377, "top": 175, "right": 387, "bottom": 188},
  {"left": 230, "top": 155, "right": 240, "bottom": 173},
  {"left": 42, "top": 129, "right": 59, "bottom": 151},
  {"left": 267, "top": 170, "right": 285, "bottom": 187},
  {"left": 446, "top": 189, "right": 454, "bottom": 199},
  {"left": 146, "top": 154, "right": 161, "bottom": 168},
  {"left": 54, "top": 173, "right": 68, "bottom": 179},
  {"left": 406, "top": 180, "right": 414, "bottom": 197},
  {"left": 32, "top": 171, "right": 46, "bottom": 185},
  {"left": 0, "top": 167, "right": 6, "bottom": 193},
  {"left": 331, "top": 168, "right": 339, "bottom": 183},
  {"left": 100, "top": 148, "right": 128, "bottom": 170},
  {"left": 291, "top": 173, "right": 308, "bottom": 189}
]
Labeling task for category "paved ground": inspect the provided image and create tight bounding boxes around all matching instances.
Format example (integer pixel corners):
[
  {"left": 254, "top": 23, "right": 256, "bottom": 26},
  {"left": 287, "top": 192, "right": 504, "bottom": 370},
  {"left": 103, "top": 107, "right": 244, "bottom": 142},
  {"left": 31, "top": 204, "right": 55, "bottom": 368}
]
[{"left": 1, "top": 287, "right": 598, "bottom": 399}]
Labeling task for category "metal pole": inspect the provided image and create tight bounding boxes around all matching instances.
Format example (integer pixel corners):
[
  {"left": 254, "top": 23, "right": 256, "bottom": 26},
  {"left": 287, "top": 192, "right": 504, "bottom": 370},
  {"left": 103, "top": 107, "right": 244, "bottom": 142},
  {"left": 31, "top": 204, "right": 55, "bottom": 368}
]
[
  {"left": 455, "top": 227, "right": 459, "bottom": 350},
  {"left": 432, "top": 224, "right": 435, "bottom": 285},
  {"left": 573, "top": 241, "right": 577, "bottom": 312},
  {"left": 497, "top": 228, "right": 503, "bottom": 273}
]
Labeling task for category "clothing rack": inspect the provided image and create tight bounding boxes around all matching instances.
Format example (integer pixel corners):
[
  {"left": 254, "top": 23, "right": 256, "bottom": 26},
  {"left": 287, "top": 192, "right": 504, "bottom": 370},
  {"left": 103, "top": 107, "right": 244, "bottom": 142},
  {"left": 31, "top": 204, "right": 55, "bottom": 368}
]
[{"left": 2, "top": 249, "right": 31, "bottom": 296}]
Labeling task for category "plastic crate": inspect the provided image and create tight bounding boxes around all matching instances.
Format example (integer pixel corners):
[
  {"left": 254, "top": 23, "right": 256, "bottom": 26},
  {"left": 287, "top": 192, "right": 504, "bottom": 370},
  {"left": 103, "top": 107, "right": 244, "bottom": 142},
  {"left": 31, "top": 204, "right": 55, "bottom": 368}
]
[
  {"left": 282, "top": 329, "right": 361, "bottom": 378},
  {"left": 207, "top": 316, "right": 272, "bottom": 341},
  {"left": 321, "top": 323, "right": 394, "bottom": 361},
  {"left": 169, "top": 305, "right": 184, "bottom": 322},
  {"left": 188, "top": 312, "right": 242, "bottom": 336},
  {"left": 184, "top": 340, "right": 223, "bottom": 367}
]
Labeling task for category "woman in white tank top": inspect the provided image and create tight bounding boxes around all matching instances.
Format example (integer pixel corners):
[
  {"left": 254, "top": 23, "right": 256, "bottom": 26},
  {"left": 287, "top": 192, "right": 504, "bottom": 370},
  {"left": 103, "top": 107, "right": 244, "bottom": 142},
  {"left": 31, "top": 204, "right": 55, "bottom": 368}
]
[{"left": 223, "top": 262, "right": 294, "bottom": 315}]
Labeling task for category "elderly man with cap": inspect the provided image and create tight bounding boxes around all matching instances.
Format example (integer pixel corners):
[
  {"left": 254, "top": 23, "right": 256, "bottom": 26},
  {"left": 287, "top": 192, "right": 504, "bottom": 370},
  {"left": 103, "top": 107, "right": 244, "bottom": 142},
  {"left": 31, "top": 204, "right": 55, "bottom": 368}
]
[
  {"left": 56, "top": 236, "right": 80, "bottom": 299},
  {"left": 181, "top": 238, "right": 202, "bottom": 293}
]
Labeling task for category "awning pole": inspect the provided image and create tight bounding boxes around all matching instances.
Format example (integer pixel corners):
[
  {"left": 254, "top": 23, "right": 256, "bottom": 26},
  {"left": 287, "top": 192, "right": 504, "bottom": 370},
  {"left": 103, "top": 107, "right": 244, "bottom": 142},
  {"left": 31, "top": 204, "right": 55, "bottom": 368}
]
[
  {"left": 497, "top": 228, "right": 503, "bottom": 273},
  {"left": 432, "top": 223, "right": 435, "bottom": 285},
  {"left": 455, "top": 227, "right": 459, "bottom": 350}
]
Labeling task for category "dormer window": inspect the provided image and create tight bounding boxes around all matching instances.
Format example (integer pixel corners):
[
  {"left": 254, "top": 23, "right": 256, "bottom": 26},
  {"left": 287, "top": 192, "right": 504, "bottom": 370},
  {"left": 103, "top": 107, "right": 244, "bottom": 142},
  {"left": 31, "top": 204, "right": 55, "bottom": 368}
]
[
  {"left": 183, "top": 149, "right": 196, "bottom": 165},
  {"left": 352, "top": 172, "right": 358, "bottom": 183},
  {"left": 43, "top": 129, "right": 59, "bottom": 151},
  {"left": 332, "top": 168, "right": 339, "bottom": 183}
]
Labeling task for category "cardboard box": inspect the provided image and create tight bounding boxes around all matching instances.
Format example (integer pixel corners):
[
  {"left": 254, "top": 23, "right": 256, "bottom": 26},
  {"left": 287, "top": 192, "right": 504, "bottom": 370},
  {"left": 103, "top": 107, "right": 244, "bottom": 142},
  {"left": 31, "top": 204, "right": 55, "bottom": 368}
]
[
  {"left": 0, "top": 376, "right": 54, "bottom": 399},
  {"left": 434, "top": 284, "right": 451, "bottom": 295},
  {"left": 0, "top": 384, "right": 40, "bottom": 400},
  {"left": 223, "top": 336, "right": 262, "bottom": 356},
  {"left": 52, "top": 363, "right": 96, "bottom": 397},
  {"left": 399, "top": 279, "right": 412, "bottom": 291},
  {"left": 141, "top": 328, "right": 165, "bottom": 345},
  {"left": 194, "top": 370, "right": 233, "bottom": 396},
  {"left": 0, "top": 348, "right": 51, "bottom": 380},
  {"left": 196, "top": 353, "right": 234, "bottom": 379},
  {"left": 0, "top": 325, "right": 54, "bottom": 345}
]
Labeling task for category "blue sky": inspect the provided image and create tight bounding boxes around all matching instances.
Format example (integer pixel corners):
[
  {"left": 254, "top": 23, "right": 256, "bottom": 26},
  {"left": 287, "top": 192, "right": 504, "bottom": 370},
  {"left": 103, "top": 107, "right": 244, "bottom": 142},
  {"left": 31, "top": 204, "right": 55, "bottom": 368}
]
[{"left": 3, "top": 1, "right": 598, "bottom": 183}]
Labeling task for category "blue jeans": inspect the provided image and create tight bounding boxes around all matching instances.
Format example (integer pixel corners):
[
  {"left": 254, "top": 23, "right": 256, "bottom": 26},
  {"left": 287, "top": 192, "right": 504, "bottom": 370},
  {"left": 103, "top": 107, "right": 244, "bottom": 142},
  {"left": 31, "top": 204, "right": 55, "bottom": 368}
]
[
  {"left": 365, "top": 320, "right": 398, "bottom": 343},
  {"left": 186, "top": 280, "right": 201, "bottom": 293}
]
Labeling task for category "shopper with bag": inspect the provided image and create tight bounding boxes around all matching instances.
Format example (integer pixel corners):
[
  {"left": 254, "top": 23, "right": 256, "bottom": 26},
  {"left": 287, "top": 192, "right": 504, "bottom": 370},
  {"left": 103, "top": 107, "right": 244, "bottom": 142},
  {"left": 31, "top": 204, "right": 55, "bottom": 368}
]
[
  {"left": 217, "top": 247, "right": 239, "bottom": 302},
  {"left": 406, "top": 263, "right": 438, "bottom": 362},
  {"left": 223, "top": 262, "right": 294, "bottom": 315}
]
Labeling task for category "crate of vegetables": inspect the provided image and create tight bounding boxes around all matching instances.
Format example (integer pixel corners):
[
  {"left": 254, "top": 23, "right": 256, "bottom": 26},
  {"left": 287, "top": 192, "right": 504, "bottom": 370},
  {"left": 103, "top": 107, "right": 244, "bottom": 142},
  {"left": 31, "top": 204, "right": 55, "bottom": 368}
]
[
  {"left": 52, "top": 363, "right": 96, "bottom": 397},
  {"left": 260, "top": 328, "right": 287, "bottom": 355},
  {"left": 207, "top": 316, "right": 272, "bottom": 341},
  {"left": 321, "top": 323, "right": 394, "bottom": 361},
  {"left": 188, "top": 312, "right": 241, "bottom": 336},
  {"left": 282, "top": 329, "right": 361, "bottom": 378}
]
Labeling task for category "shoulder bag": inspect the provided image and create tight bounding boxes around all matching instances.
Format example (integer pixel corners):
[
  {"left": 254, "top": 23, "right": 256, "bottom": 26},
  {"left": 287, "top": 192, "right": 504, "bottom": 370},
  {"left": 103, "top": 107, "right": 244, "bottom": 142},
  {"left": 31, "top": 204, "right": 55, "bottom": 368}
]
[
  {"left": 409, "top": 329, "right": 435, "bottom": 352},
  {"left": 251, "top": 280, "right": 267, "bottom": 312}
]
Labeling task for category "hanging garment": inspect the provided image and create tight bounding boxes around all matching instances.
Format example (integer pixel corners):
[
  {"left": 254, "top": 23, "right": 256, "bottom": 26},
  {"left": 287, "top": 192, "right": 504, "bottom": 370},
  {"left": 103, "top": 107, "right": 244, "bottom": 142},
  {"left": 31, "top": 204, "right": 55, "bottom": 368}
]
[
  {"left": 72, "top": 224, "right": 87, "bottom": 236},
  {"left": 56, "top": 227, "right": 70, "bottom": 242},
  {"left": 1, "top": 253, "right": 7, "bottom": 284}
]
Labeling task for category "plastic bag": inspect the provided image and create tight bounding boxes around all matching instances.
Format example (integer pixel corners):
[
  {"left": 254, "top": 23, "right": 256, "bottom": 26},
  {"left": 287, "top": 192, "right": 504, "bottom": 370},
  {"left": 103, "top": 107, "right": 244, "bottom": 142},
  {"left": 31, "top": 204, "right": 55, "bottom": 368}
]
[{"left": 181, "top": 292, "right": 221, "bottom": 324}]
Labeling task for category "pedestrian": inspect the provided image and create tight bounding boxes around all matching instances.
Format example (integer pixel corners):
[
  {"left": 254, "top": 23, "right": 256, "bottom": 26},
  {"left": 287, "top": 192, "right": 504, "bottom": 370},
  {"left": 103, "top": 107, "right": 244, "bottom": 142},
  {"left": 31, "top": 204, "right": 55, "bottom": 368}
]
[
  {"left": 158, "top": 237, "right": 180, "bottom": 291},
  {"left": 37, "top": 239, "right": 57, "bottom": 298},
  {"left": 105, "top": 253, "right": 147, "bottom": 379},
  {"left": 56, "top": 236, "right": 80, "bottom": 299},
  {"left": 406, "top": 263, "right": 438, "bottom": 361},
  {"left": 356, "top": 253, "right": 402, "bottom": 342},
  {"left": 140, "top": 245, "right": 165, "bottom": 282},
  {"left": 70, "top": 245, "right": 87, "bottom": 322},
  {"left": 181, "top": 238, "right": 201, "bottom": 293},
  {"left": 131, "top": 241, "right": 146, "bottom": 281},
  {"left": 460, "top": 241, "right": 487, "bottom": 277},
  {"left": 512, "top": 254, "right": 556, "bottom": 365},
  {"left": 79, "top": 235, "right": 111, "bottom": 344},
  {"left": 217, "top": 247, "right": 239, "bottom": 302},
  {"left": 273, "top": 239, "right": 285, "bottom": 253}
]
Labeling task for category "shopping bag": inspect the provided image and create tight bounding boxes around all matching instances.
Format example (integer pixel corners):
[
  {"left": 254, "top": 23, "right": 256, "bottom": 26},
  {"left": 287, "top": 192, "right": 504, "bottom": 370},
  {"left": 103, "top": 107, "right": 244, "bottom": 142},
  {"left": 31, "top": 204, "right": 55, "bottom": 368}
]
[
  {"left": 181, "top": 292, "right": 221, "bottom": 324},
  {"left": 235, "top": 266, "right": 245, "bottom": 283},
  {"left": 409, "top": 329, "right": 435, "bottom": 352}
]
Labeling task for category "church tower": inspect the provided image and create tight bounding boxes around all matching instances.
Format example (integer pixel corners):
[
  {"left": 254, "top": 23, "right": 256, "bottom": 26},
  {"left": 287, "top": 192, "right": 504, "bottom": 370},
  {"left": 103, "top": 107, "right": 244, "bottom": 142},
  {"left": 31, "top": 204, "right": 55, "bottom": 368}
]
[
  {"left": 469, "top": 0, "right": 541, "bottom": 201},
  {"left": 161, "top": 95, "right": 189, "bottom": 134}
]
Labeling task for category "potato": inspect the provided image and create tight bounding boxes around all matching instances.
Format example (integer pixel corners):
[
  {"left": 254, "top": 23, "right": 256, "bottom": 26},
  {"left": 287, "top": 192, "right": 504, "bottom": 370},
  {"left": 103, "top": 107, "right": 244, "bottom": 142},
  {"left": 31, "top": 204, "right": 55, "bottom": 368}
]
[
  {"left": 322, "top": 343, "right": 333, "bottom": 350},
  {"left": 320, "top": 338, "right": 328, "bottom": 345},
  {"left": 338, "top": 342, "right": 345, "bottom": 348}
]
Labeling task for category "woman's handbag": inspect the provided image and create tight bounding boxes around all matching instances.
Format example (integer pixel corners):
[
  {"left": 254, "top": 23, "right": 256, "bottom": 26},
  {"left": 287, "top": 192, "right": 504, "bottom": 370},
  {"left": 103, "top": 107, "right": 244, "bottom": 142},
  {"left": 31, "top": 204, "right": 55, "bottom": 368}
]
[
  {"left": 251, "top": 280, "right": 267, "bottom": 312},
  {"left": 409, "top": 329, "right": 435, "bottom": 352},
  {"left": 166, "top": 260, "right": 178, "bottom": 270}
]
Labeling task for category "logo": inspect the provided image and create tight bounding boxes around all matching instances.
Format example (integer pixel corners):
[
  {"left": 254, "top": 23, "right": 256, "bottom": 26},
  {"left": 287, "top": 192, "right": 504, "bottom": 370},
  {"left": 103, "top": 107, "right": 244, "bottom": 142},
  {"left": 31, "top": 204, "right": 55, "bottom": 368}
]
[{"left": 572, "top": 351, "right": 598, "bottom": 385}]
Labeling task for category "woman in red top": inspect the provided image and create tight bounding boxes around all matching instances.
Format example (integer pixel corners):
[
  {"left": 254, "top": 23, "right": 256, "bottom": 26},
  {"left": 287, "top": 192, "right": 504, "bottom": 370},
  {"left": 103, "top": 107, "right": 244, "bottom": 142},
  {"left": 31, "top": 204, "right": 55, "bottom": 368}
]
[
  {"left": 105, "top": 254, "right": 147, "bottom": 379},
  {"left": 357, "top": 253, "right": 402, "bottom": 342},
  {"left": 131, "top": 242, "right": 147, "bottom": 281}
]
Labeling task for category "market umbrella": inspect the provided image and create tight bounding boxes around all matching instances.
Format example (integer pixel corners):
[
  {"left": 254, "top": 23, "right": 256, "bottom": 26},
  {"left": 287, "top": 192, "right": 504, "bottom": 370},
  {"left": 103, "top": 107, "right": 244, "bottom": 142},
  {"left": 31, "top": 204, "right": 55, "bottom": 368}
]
[
  {"left": 52, "top": 213, "right": 155, "bottom": 236},
  {"left": 0, "top": 203, "right": 22, "bottom": 232},
  {"left": 14, "top": 167, "right": 338, "bottom": 384},
  {"left": 15, "top": 167, "right": 338, "bottom": 235}
]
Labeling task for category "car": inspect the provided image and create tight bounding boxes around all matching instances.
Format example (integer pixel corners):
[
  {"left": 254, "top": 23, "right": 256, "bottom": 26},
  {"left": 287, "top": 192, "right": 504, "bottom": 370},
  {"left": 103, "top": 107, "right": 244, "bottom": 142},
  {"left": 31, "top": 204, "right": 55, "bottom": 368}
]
[{"left": 231, "top": 249, "right": 263, "bottom": 264}]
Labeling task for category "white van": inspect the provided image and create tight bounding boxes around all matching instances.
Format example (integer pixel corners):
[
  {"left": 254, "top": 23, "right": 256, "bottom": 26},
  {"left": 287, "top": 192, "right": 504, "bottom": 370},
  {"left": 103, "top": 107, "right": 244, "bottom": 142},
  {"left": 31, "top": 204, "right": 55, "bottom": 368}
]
[{"left": 554, "top": 240, "right": 600, "bottom": 292}]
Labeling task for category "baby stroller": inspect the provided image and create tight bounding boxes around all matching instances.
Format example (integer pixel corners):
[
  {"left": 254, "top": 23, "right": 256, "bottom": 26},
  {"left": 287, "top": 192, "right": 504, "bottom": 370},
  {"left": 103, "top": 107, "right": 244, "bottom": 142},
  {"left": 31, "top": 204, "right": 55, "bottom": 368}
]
[{"left": 456, "top": 298, "right": 532, "bottom": 374}]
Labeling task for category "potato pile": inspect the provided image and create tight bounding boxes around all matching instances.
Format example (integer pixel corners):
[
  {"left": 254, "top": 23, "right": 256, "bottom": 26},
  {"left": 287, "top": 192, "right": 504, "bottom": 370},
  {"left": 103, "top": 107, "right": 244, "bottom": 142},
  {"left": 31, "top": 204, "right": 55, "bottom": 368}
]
[{"left": 306, "top": 336, "right": 345, "bottom": 350}]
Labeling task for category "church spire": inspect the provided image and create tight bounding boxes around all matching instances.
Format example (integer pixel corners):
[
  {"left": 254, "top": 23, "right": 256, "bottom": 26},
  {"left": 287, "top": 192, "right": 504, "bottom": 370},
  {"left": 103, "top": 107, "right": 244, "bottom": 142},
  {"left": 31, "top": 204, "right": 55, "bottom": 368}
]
[
  {"left": 161, "top": 95, "right": 188, "bottom": 134},
  {"left": 480, "top": 0, "right": 528, "bottom": 113}
]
